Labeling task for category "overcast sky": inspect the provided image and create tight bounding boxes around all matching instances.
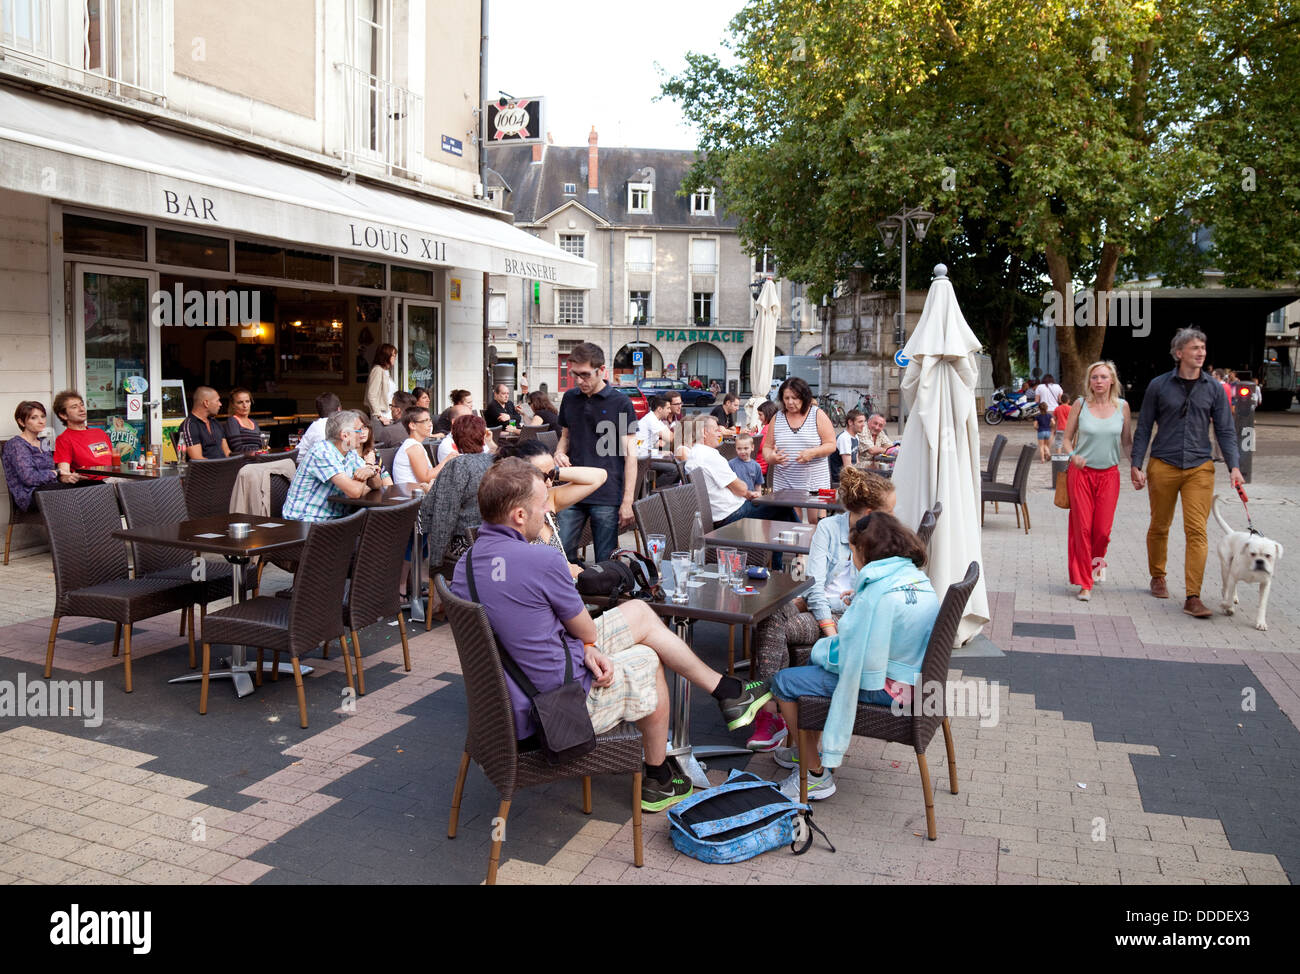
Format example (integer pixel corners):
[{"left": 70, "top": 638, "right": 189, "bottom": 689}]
[{"left": 487, "top": 0, "right": 743, "bottom": 150}]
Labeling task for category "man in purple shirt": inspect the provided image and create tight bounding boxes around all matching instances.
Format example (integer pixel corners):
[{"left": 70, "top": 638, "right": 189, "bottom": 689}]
[{"left": 452, "top": 458, "right": 772, "bottom": 812}]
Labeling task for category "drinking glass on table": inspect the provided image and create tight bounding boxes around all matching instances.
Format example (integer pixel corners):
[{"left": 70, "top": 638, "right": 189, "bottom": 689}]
[
  {"left": 670, "top": 552, "right": 692, "bottom": 602},
  {"left": 647, "top": 534, "right": 667, "bottom": 571},
  {"left": 729, "top": 550, "right": 748, "bottom": 585},
  {"left": 716, "top": 547, "right": 737, "bottom": 583}
]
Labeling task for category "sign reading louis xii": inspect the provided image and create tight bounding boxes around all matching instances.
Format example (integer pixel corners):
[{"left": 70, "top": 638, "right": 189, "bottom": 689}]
[{"left": 485, "top": 97, "right": 544, "bottom": 145}]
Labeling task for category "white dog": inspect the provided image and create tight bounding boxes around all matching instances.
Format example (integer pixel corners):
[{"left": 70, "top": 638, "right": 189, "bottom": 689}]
[{"left": 1212, "top": 494, "right": 1283, "bottom": 631}]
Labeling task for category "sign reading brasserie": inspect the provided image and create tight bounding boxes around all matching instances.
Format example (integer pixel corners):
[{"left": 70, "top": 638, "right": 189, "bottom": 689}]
[{"left": 655, "top": 328, "right": 747, "bottom": 343}]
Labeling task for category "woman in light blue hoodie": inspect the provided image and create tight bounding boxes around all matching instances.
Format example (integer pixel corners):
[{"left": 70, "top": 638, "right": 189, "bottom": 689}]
[{"left": 769, "top": 512, "right": 939, "bottom": 801}]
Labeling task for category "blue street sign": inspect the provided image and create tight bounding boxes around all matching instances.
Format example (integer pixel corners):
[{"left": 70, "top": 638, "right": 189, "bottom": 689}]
[
  {"left": 441, "top": 134, "right": 463, "bottom": 157},
  {"left": 894, "top": 349, "right": 911, "bottom": 368},
  {"left": 632, "top": 350, "right": 644, "bottom": 365}
]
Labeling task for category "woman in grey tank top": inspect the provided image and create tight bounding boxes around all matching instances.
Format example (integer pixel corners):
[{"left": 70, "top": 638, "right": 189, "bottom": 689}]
[
  {"left": 765, "top": 377, "right": 836, "bottom": 494},
  {"left": 1062, "top": 361, "right": 1133, "bottom": 602}
]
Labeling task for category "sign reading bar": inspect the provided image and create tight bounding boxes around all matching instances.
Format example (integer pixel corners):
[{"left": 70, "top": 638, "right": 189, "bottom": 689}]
[
  {"left": 486, "top": 97, "right": 545, "bottom": 145},
  {"left": 655, "top": 329, "right": 747, "bottom": 343}
]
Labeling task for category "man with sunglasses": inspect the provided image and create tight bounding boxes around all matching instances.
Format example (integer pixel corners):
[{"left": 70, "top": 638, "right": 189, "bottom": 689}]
[
  {"left": 1132, "top": 328, "right": 1243, "bottom": 618},
  {"left": 554, "top": 342, "right": 639, "bottom": 563},
  {"left": 283, "top": 410, "right": 384, "bottom": 522}
]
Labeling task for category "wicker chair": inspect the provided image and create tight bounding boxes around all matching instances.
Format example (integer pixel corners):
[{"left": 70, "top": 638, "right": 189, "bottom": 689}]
[
  {"left": 916, "top": 501, "right": 943, "bottom": 548},
  {"left": 981, "top": 433, "right": 1008, "bottom": 483},
  {"left": 3, "top": 447, "right": 44, "bottom": 565},
  {"left": 37, "top": 485, "right": 200, "bottom": 692},
  {"left": 536, "top": 430, "right": 558, "bottom": 451},
  {"left": 794, "top": 561, "right": 980, "bottom": 838},
  {"left": 436, "top": 575, "right": 644, "bottom": 885},
  {"left": 199, "top": 510, "right": 364, "bottom": 726},
  {"left": 378, "top": 446, "right": 399, "bottom": 477},
  {"left": 115, "top": 478, "right": 252, "bottom": 650},
  {"left": 342, "top": 500, "right": 420, "bottom": 695},
  {"left": 981, "top": 445, "right": 1034, "bottom": 533},
  {"left": 183, "top": 454, "right": 252, "bottom": 518}
]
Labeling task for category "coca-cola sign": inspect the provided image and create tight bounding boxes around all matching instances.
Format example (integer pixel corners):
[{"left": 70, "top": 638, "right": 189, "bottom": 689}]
[{"left": 486, "top": 97, "right": 544, "bottom": 145}]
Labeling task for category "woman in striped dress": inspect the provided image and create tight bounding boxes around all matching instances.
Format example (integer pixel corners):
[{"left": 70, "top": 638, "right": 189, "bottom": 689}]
[{"left": 765, "top": 376, "right": 836, "bottom": 493}]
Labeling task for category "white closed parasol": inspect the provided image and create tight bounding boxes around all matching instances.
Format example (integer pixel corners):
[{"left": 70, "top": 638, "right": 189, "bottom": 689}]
[
  {"left": 890, "top": 264, "right": 990, "bottom": 644},
  {"left": 745, "top": 279, "right": 780, "bottom": 428}
]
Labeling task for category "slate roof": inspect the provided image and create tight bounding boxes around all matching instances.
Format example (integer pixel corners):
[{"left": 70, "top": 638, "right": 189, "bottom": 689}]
[{"left": 485, "top": 142, "right": 738, "bottom": 231}]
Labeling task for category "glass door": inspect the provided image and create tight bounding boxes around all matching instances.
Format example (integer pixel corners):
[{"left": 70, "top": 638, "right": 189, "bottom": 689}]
[
  {"left": 402, "top": 301, "right": 440, "bottom": 402},
  {"left": 74, "top": 265, "right": 160, "bottom": 461}
]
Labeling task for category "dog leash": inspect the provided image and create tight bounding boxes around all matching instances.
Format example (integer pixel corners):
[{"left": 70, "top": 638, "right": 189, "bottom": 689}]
[{"left": 1235, "top": 483, "right": 1261, "bottom": 536}]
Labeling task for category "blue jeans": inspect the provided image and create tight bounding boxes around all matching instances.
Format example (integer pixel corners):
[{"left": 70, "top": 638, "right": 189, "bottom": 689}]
[
  {"left": 558, "top": 503, "right": 620, "bottom": 564},
  {"left": 771, "top": 665, "right": 895, "bottom": 707}
]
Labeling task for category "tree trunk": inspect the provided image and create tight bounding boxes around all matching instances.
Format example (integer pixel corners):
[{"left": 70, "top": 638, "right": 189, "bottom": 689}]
[{"left": 985, "top": 306, "right": 1014, "bottom": 387}]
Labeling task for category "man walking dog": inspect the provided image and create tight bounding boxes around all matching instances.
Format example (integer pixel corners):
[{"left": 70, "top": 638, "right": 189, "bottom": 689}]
[{"left": 1131, "top": 328, "right": 1243, "bottom": 618}]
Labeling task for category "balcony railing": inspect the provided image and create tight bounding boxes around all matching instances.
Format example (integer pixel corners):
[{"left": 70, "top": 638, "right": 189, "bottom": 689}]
[
  {"left": 1, "top": 0, "right": 166, "bottom": 99},
  {"left": 625, "top": 261, "right": 655, "bottom": 273},
  {"left": 690, "top": 263, "right": 719, "bottom": 275},
  {"left": 338, "top": 61, "right": 424, "bottom": 179}
]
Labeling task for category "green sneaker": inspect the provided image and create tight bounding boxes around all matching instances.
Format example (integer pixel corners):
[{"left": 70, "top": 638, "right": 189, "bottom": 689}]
[
  {"left": 719, "top": 679, "right": 773, "bottom": 731},
  {"left": 641, "top": 774, "right": 692, "bottom": 812}
]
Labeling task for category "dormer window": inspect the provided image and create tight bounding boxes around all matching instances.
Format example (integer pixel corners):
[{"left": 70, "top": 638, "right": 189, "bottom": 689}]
[
  {"left": 628, "top": 183, "right": 653, "bottom": 213},
  {"left": 563, "top": 182, "right": 576, "bottom": 195},
  {"left": 690, "top": 189, "right": 715, "bottom": 216}
]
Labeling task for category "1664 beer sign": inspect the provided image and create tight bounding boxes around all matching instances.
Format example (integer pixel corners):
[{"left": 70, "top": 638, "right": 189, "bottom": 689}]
[{"left": 486, "top": 97, "right": 544, "bottom": 144}]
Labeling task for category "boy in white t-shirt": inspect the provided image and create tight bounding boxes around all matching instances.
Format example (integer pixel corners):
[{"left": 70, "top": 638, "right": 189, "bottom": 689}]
[{"left": 836, "top": 410, "right": 865, "bottom": 468}]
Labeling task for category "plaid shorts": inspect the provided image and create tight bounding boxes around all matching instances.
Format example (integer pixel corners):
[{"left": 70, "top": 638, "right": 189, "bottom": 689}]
[{"left": 585, "top": 606, "right": 660, "bottom": 734}]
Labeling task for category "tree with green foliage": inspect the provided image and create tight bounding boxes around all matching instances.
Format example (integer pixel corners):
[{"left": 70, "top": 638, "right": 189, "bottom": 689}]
[{"left": 663, "top": 0, "right": 1300, "bottom": 392}]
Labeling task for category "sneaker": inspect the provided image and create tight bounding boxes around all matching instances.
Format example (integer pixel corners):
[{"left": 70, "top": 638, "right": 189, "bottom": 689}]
[
  {"left": 772, "top": 744, "right": 800, "bottom": 769},
  {"left": 746, "top": 710, "right": 788, "bottom": 751},
  {"left": 641, "top": 774, "right": 692, "bottom": 812},
  {"left": 718, "top": 679, "right": 773, "bottom": 731},
  {"left": 778, "top": 767, "right": 836, "bottom": 802}
]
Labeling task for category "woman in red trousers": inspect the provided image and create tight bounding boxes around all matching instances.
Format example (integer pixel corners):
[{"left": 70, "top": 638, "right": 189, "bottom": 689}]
[{"left": 1062, "top": 361, "right": 1133, "bottom": 601}]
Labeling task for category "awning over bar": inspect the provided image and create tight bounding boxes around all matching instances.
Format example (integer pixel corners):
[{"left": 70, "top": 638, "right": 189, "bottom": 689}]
[{"left": 0, "top": 87, "right": 596, "bottom": 288}]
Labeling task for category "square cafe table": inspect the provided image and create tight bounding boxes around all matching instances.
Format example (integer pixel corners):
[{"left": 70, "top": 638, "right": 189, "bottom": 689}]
[
  {"left": 112, "top": 514, "right": 312, "bottom": 698},
  {"left": 646, "top": 571, "right": 812, "bottom": 788},
  {"left": 74, "top": 463, "right": 186, "bottom": 480},
  {"left": 333, "top": 483, "right": 427, "bottom": 622},
  {"left": 750, "top": 488, "right": 846, "bottom": 513},
  {"left": 705, "top": 518, "right": 818, "bottom": 556}
]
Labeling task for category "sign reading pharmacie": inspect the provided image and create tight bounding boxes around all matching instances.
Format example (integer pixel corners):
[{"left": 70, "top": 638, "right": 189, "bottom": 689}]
[
  {"left": 486, "top": 97, "right": 545, "bottom": 145},
  {"left": 655, "top": 328, "right": 749, "bottom": 344}
]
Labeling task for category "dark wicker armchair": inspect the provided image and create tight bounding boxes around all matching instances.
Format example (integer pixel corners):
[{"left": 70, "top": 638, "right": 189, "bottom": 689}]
[
  {"left": 981, "top": 433, "right": 1008, "bottom": 483},
  {"left": 436, "top": 575, "right": 644, "bottom": 885},
  {"left": 199, "top": 510, "right": 363, "bottom": 726},
  {"left": 38, "top": 485, "right": 201, "bottom": 692},
  {"left": 342, "top": 500, "right": 420, "bottom": 695},
  {"left": 981, "top": 444, "right": 1034, "bottom": 533},
  {"left": 916, "top": 501, "right": 943, "bottom": 548},
  {"left": 183, "top": 454, "right": 251, "bottom": 519},
  {"left": 794, "top": 561, "right": 980, "bottom": 839}
]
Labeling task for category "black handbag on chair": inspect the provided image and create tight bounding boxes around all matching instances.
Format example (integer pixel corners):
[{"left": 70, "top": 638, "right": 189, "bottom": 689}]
[{"left": 465, "top": 550, "right": 596, "bottom": 765}]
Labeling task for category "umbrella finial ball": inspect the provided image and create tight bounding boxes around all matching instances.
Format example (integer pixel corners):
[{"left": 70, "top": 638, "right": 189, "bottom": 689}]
[{"left": 933, "top": 263, "right": 948, "bottom": 279}]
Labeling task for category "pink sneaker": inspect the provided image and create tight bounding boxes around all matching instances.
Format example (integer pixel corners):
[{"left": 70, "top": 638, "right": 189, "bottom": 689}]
[{"left": 746, "top": 710, "right": 788, "bottom": 752}]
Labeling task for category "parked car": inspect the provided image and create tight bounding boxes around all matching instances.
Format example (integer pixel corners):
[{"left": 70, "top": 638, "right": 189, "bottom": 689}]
[
  {"left": 614, "top": 377, "right": 649, "bottom": 418},
  {"left": 637, "top": 377, "right": 715, "bottom": 407}
]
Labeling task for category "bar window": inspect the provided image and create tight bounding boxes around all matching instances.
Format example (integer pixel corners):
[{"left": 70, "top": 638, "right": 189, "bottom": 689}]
[
  {"left": 156, "top": 229, "right": 229, "bottom": 271},
  {"left": 63, "top": 215, "right": 147, "bottom": 261},
  {"left": 339, "top": 258, "right": 386, "bottom": 289},
  {"left": 391, "top": 264, "right": 434, "bottom": 295}
]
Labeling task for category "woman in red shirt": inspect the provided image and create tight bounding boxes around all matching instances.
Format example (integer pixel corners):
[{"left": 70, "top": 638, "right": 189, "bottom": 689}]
[{"left": 51, "top": 390, "right": 114, "bottom": 480}]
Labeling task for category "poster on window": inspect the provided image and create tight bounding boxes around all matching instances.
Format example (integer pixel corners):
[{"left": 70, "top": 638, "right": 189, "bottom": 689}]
[{"left": 86, "top": 358, "right": 117, "bottom": 411}]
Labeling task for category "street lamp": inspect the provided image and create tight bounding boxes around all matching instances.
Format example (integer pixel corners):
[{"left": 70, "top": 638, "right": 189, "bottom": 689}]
[{"left": 877, "top": 202, "right": 934, "bottom": 435}]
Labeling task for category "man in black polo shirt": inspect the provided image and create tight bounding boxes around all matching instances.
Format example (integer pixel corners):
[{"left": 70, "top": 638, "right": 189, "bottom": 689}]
[
  {"left": 710, "top": 392, "right": 743, "bottom": 432},
  {"left": 180, "top": 386, "right": 230, "bottom": 460},
  {"left": 487, "top": 382, "right": 523, "bottom": 427},
  {"left": 555, "top": 342, "right": 638, "bottom": 563}
]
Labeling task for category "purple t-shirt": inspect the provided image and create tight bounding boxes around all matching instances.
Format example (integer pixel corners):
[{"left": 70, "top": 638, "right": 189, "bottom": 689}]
[{"left": 451, "top": 521, "right": 590, "bottom": 739}]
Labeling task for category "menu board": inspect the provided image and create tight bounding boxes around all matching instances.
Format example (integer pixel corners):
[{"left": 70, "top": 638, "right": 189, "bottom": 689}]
[{"left": 85, "top": 357, "right": 117, "bottom": 411}]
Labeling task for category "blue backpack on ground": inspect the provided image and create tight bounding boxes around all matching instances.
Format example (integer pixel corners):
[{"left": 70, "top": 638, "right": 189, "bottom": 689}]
[{"left": 667, "top": 769, "right": 834, "bottom": 864}]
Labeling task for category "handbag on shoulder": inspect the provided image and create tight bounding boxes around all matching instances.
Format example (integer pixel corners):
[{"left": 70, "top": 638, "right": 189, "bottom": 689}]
[{"left": 465, "top": 550, "right": 596, "bottom": 765}]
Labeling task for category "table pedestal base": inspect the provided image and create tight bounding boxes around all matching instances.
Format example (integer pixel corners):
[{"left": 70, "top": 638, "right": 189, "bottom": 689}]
[
  {"left": 665, "top": 616, "right": 754, "bottom": 789},
  {"left": 169, "top": 659, "right": 315, "bottom": 698}
]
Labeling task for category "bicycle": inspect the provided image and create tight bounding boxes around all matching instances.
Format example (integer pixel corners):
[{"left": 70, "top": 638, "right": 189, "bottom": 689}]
[{"left": 821, "top": 389, "right": 875, "bottom": 428}]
